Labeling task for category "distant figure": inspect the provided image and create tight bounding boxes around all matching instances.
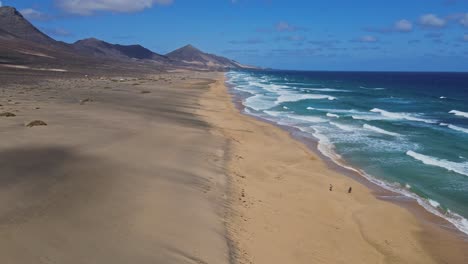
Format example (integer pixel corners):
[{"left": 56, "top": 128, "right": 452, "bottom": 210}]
[
  {"left": 329, "top": 184, "right": 333, "bottom": 191},
  {"left": 348, "top": 187, "right": 352, "bottom": 194}
]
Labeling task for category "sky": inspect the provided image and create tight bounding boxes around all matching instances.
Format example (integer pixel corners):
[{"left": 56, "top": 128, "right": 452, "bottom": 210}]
[{"left": 2, "top": 0, "right": 468, "bottom": 71}]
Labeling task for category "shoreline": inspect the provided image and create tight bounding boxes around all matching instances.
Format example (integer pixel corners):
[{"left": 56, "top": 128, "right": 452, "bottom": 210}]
[
  {"left": 227, "top": 78, "right": 468, "bottom": 240},
  {"left": 200, "top": 73, "right": 468, "bottom": 263}
]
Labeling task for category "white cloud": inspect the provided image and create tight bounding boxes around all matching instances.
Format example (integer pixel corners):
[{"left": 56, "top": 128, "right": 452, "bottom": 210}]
[
  {"left": 357, "top": 35, "right": 378, "bottom": 43},
  {"left": 460, "top": 13, "right": 468, "bottom": 27},
  {"left": 394, "top": 19, "right": 413, "bottom": 32},
  {"left": 20, "top": 8, "right": 50, "bottom": 21},
  {"left": 55, "top": 0, "right": 173, "bottom": 15},
  {"left": 419, "top": 14, "right": 446, "bottom": 28},
  {"left": 276, "top": 21, "right": 296, "bottom": 32}
]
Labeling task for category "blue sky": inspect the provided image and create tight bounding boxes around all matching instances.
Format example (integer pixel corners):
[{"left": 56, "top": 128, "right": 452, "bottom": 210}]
[{"left": 2, "top": 0, "right": 468, "bottom": 71}]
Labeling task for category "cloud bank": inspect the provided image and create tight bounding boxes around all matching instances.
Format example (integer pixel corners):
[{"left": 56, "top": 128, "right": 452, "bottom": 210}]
[
  {"left": 419, "top": 14, "right": 446, "bottom": 28},
  {"left": 55, "top": 0, "right": 173, "bottom": 15},
  {"left": 20, "top": 8, "right": 50, "bottom": 21}
]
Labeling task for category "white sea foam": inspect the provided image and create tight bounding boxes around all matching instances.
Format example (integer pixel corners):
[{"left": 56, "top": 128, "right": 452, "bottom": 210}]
[
  {"left": 275, "top": 93, "right": 336, "bottom": 104},
  {"left": 440, "top": 123, "right": 468, "bottom": 134},
  {"left": 283, "top": 106, "right": 289, "bottom": 110},
  {"left": 286, "top": 114, "right": 328, "bottom": 123},
  {"left": 352, "top": 115, "right": 391, "bottom": 121},
  {"left": 304, "top": 127, "right": 343, "bottom": 162},
  {"left": 406, "top": 151, "right": 468, "bottom": 177},
  {"left": 363, "top": 124, "right": 400, "bottom": 136},
  {"left": 317, "top": 108, "right": 362, "bottom": 114},
  {"left": 307, "top": 88, "right": 350, "bottom": 92},
  {"left": 449, "top": 110, "right": 468, "bottom": 118},
  {"left": 245, "top": 94, "right": 276, "bottom": 111},
  {"left": 447, "top": 125, "right": 468, "bottom": 134},
  {"left": 263, "top": 110, "right": 284, "bottom": 117},
  {"left": 306, "top": 107, "right": 315, "bottom": 110},
  {"left": 370, "top": 108, "right": 436, "bottom": 124},
  {"left": 440, "top": 96, "right": 447, "bottom": 99},
  {"left": 326, "top": 113, "right": 340, "bottom": 118},
  {"left": 233, "top": 85, "right": 256, "bottom": 95},
  {"left": 330, "top": 122, "right": 355, "bottom": 132},
  {"left": 428, "top": 199, "right": 441, "bottom": 208}
]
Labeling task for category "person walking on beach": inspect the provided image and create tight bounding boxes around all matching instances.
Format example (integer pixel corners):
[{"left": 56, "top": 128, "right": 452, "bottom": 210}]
[
  {"left": 348, "top": 187, "right": 352, "bottom": 193},
  {"left": 329, "top": 184, "right": 333, "bottom": 191}
]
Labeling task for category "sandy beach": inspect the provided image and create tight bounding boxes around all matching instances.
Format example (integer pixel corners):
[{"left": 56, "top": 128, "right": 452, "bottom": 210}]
[
  {"left": 199, "top": 73, "right": 468, "bottom": 264},
  {"left": 0, "top": 71, "right": 231, "bottom": 264},
  {"left": 1, "top": 70, "right": 467, "bottom": 264}
]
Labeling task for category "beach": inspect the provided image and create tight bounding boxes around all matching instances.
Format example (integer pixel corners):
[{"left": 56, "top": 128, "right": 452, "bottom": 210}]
[
  {"left": 0, "top": 71, "right": 230, "bottom": 264},
  {"left": 200, "top": 73, "right": 468, "bottom": 264},
  {"left": 0, "top": 70, "right": 467, "bottom": 263}
]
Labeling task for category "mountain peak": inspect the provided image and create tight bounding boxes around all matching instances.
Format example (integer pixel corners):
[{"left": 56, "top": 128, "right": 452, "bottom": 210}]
[
  {"left": 0, "top": 6, "right": 22, "bottom": 16},
  {"left": 73, "top": 37, "right": 167, "bottom": 61},
  {"left": 166, "top": 44, "right": 247, "bottom": 69},
  {"left": 180, "top": 44, "right": 200, "bottom": 51},
  {"left": 75, "top": 38, "right": 104, "bottom": 44},
  {"left": 0, "top": 6, "right": 56, "bottom": 45}
]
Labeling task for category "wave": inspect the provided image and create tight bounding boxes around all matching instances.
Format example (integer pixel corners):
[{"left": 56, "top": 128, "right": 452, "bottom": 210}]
[
  {"left": 233, "top": 85, "right": 256, "bottom": 95},
  {"left": 363, "top": 124, "right": 400, "bottom": 136},
  {"left": 275, "top": 93, "right": 336, "bottom": 104},
  {"left": 244, "top": 94, "right": 276, "bottom": 111},
  {"left": 307, "top": 88, "right": 350, "bottom": 92},
  {"left": 406, "top": 151, "right": 468, "bottom": 177},
  {"left": 370, "top": 108, "right": 436, "bottom": 124},
  {"left": 286, "top": 114, "right": 328, "bottom": 123},
  {"left": 263, "top": 111, "right": 328, "bottom": 124},
  {"left": 263, "top": 110, "right": 284, "bottom": 117},
  {"left": 360, "top": 86, "right": 386, "bottom": 90},
  {"left": 440, "top": 123, "right": 468, "bottom": 134},
  {"left": 352, "top": 115, "right": 391, "bottom": 121},
  {"left": 330, "top": 122, "right": 355, "bottom": 132},
  {"left": 316, "top": 108, "right": 362, "bottom": 114},
  {"left": 305, "top": 127, "right": 468, "bottom": 236},
  {"left": 449, "top": 110, "right": 468, "bottom": 118},
  {"left": 326, "top": 113, "right": 340, "bottom": 118},
  {"left": 227, "top": 71, "right": 468, "bottom": 236},
  {"left": 448, "top": 125, "right": 468, "bottom": 134},
  {"left": 306, "top": 107, "right": 315, "bottom": 110}
]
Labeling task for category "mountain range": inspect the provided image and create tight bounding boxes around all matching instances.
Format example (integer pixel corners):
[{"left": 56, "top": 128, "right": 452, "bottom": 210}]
[{"left": 0, "top": 6, "right": 256, "bottom": 74}]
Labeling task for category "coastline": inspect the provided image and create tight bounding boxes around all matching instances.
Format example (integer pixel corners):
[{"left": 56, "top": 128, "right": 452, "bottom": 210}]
[
  {"left": 1, "top": 69, "right": 466, "bottom": 263},
  {"left": 199, "top": 73, "right": 468, "bottom": 263}
]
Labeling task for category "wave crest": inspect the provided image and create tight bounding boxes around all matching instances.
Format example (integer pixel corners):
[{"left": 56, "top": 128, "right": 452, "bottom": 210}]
[
  {"left": 406, "top": 151, "right": 468, "bottom": 177},
  {"left": 449, "top": 110, "right": 468, "bottom": 118},
  {"left": 363, "top": 124, "right": 400, "bottom": 136}
]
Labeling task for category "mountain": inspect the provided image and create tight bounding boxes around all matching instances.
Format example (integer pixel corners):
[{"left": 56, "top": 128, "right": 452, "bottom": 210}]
[
  {"left": 0, "top": 6, "right": 57, "bottom": 46},
  {"left": 73, "top": 38, "right": 169, "bottom": 63},
  {"left": 166, "top": 44, "right": 256, "bottom": 70},
  {"left": 0, "top": 6, "right": 257, "bottom": 73}
]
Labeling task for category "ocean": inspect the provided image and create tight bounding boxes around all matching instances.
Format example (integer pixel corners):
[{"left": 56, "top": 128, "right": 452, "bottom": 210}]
[{"left": 226, "top": 70, "right": 468, "bottom": 235}]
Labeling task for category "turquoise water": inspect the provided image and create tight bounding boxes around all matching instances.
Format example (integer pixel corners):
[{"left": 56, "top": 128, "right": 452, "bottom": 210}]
[{"left": 226, "top": 70, "right": 468, "bottom": 235}]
